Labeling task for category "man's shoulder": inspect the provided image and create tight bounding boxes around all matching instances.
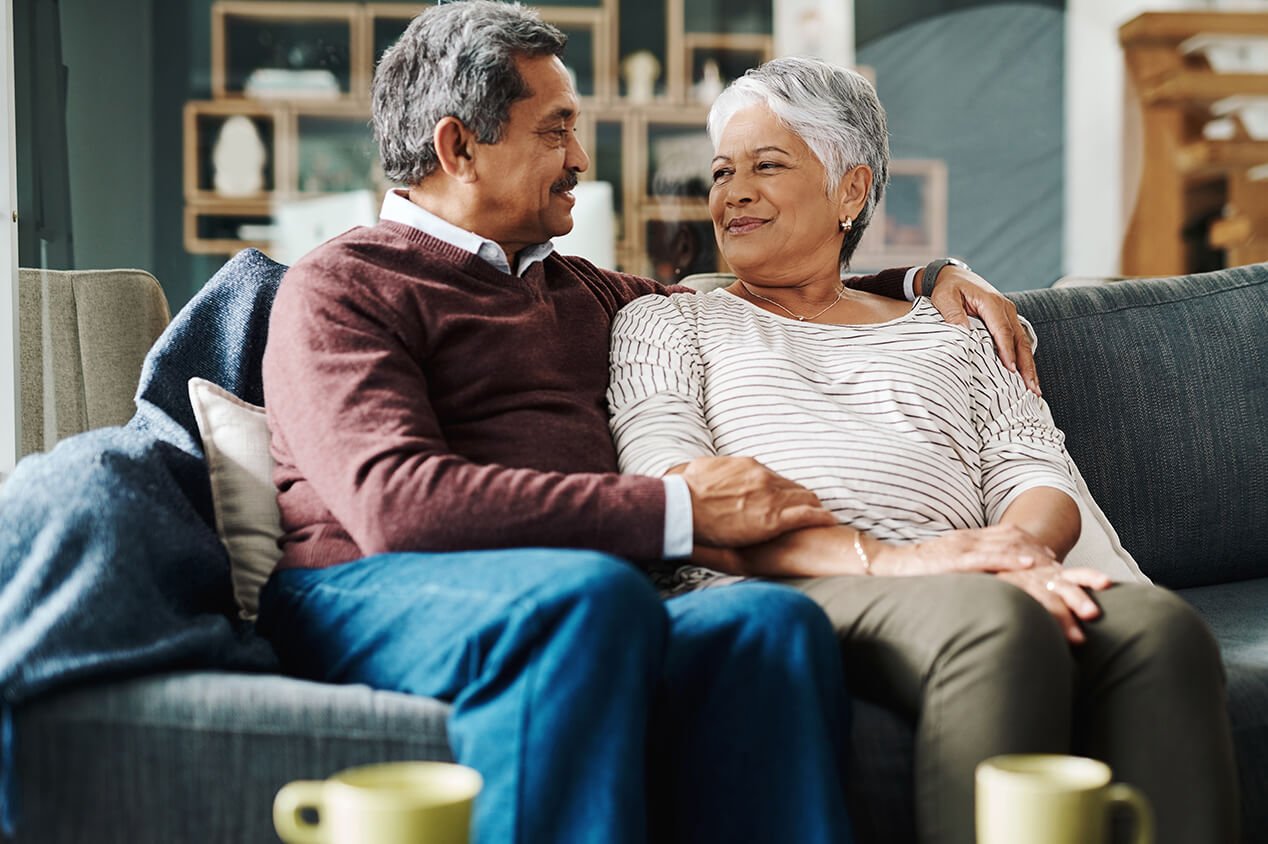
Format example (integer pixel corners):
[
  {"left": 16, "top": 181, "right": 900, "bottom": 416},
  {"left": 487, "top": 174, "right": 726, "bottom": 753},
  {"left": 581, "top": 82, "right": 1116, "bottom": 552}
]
[
  {"left": 614, "top": 286, "right": 707, "bottom": 326},
  {"left": 549, "top": 253, "right": 671, "bottom": 302}
]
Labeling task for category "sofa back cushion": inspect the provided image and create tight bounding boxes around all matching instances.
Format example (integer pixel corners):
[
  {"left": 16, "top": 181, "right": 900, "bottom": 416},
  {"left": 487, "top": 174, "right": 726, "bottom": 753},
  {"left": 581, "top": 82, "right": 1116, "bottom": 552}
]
[
  {"left": 18, "top": 267, "right": 171, "bottom": 457},
  {"left": 1010, "top": 263, "right": 1268, "bottom": 588}
]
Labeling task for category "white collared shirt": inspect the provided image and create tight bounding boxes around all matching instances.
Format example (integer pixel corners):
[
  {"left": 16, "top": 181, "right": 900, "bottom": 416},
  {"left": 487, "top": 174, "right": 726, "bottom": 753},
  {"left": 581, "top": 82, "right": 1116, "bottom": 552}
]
[{"left": 379, "top": 189, "right": 556, "bottom": 277}]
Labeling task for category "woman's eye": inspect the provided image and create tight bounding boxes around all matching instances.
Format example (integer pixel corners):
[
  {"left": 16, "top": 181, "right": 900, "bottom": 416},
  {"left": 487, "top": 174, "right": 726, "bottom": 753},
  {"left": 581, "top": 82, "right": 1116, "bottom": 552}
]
[
  {"left": 712, "top": 168, "right": 733, "bottom": 182},
  {"left": 758, "top": 161, "right": 781, "bottom": 171}
]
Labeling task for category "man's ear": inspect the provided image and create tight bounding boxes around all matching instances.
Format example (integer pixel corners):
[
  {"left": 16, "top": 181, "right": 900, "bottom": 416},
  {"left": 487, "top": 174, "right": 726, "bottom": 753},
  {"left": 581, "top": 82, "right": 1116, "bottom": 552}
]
[
  {"left": 433, "top": 116, "right": 479, "bottom": 183},
  {"left": 838, "top": 164, "right": 873, "bottom": 222}
]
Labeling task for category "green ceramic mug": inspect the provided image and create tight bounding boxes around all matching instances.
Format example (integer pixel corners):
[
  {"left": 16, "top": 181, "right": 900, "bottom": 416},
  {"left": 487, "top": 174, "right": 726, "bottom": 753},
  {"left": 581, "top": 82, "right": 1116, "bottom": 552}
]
[
  {"left": 976, "top": 754, "right": 1154, "bottom": 844},
  {"left": 273, "top": 761, "right": 483, "bottom": 844}
]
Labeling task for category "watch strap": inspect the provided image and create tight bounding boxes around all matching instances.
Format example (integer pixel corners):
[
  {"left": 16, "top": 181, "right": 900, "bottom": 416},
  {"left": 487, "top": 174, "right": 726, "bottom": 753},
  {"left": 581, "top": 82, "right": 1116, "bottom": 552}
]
[{"left": 921, "top": 257, "right": 968, "bottom": 298}]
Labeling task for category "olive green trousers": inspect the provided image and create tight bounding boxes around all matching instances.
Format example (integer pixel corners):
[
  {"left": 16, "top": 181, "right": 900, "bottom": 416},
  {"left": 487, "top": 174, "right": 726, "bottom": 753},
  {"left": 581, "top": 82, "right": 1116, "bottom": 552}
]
[{"left": 786, "top": 574, "right": 1239, "bottom": 844}]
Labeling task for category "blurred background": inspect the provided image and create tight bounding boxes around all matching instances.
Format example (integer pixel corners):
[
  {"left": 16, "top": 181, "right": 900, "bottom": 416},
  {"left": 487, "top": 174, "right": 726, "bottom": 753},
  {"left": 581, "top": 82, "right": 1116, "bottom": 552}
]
[{"left": 14, "top": 0, "right": 1268, "bottom": 310}]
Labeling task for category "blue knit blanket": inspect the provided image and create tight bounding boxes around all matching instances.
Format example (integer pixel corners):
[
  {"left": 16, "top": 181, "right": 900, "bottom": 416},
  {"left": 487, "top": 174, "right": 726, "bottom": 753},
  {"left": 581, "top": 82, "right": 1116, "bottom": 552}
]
[{"left": 0, "top": 250, "right": 287, "bottom": 835}]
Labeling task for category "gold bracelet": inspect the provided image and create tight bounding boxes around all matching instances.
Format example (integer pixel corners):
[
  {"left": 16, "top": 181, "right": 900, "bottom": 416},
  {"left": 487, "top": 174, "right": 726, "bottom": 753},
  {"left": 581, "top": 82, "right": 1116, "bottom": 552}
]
[{"left": 853, "top": 531, "right": 872, "bottom": 575}]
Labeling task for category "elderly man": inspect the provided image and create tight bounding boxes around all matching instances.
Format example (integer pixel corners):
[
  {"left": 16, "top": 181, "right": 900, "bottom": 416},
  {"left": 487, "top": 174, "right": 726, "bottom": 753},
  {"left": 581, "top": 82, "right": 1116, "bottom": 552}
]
[{"left": 258, "top": 3, "right": 1036, "bottom": 843}]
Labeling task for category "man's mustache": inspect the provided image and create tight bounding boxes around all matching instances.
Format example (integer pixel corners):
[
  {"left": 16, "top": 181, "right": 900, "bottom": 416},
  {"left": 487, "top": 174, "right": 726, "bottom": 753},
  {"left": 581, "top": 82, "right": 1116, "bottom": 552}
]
[{"left": 552, "top": 172, "right": 579, "bottom": 193}]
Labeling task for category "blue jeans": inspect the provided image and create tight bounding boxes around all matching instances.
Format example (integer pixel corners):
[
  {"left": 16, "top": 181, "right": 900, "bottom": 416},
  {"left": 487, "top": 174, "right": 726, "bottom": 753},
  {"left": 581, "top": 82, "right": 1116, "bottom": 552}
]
[{"left": 258, "top": 549, "right": 852, "bottom": 844}]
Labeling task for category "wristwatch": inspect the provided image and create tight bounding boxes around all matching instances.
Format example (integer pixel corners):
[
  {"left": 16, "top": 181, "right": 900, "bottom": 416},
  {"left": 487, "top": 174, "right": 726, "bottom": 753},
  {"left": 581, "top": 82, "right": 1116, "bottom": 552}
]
[{"left": 922, "top": 257, "right": 970, "bottom": 298}]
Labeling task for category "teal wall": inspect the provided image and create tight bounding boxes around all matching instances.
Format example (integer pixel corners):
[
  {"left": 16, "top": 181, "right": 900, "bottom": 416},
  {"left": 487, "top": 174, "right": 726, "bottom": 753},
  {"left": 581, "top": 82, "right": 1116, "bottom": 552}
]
[{"left": 858, "top": 3, "right": 1065, "bottom": 289}]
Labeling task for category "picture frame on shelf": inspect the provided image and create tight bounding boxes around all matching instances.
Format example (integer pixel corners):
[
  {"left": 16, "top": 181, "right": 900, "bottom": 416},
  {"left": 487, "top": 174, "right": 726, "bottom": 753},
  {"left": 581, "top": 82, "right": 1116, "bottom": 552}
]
[{"left": 852, "top": 159, "right": 948, "bottom": 270}]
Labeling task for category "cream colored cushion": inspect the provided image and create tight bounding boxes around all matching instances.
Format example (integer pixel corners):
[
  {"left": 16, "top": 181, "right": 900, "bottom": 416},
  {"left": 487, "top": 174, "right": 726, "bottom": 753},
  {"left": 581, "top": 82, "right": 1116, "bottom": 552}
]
[
  {"left": 18, "top": 267, "right": 170, "bottom": 456},
  {"left": 1037, "top": 402, "right": 1149, "bottom": 583},
  {"left": 187, "top": 377, "right": 282, "bottom": 620}
]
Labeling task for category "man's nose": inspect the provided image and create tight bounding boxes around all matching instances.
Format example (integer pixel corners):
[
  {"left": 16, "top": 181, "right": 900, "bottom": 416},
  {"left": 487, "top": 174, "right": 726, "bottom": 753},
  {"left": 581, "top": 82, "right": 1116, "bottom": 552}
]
[{"left": 568, "top": 131, "right": 590, "bottom": 173}]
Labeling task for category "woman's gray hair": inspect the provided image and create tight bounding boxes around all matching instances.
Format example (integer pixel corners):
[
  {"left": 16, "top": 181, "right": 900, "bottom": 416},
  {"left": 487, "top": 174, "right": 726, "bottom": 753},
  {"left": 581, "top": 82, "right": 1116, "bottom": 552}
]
[
  {"left": 372, "top": 1, "right": 567, "bottom": 185},
  {"left": 707, "top": 57, "right": 890, "bottom": 269}
]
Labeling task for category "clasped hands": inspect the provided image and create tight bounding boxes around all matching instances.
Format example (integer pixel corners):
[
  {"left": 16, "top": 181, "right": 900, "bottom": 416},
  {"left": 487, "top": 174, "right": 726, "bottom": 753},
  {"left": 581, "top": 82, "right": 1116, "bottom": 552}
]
[{"left": 680, "top": 455, "right": 1110, "bottom": 644}]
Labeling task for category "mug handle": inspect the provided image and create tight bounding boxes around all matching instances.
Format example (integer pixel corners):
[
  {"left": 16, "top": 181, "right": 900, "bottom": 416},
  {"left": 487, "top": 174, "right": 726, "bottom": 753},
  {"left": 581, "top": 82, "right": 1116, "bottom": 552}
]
[
  {"left": 1106, "top": 783, "right": 1155, "bottom": 844},
  {"left": 273, "top": 780, "right": 328, "bottom": 844}
]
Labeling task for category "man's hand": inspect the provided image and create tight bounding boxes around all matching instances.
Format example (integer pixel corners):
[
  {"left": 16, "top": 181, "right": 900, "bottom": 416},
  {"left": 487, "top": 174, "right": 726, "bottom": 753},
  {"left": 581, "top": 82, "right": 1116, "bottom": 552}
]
[
  {"left": 678, "top": 456, "right": 837, "bottom": 547},
  {"left": 923, "top": 265, "right": 1041, "bottom": 396}
]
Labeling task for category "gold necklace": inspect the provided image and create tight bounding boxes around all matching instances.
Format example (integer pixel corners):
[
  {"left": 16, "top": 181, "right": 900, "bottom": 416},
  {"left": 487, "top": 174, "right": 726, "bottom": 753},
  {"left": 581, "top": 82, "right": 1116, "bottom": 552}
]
[{"left": 739, "top": 280, "right": 845, "bottom": 322}]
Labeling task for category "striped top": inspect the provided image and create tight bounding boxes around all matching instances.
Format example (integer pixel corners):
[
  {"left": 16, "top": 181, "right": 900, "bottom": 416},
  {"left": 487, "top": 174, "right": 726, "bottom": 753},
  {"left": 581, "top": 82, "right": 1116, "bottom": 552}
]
[{"left": 608, "top": 289, "right": 1079, "bottom": 552}]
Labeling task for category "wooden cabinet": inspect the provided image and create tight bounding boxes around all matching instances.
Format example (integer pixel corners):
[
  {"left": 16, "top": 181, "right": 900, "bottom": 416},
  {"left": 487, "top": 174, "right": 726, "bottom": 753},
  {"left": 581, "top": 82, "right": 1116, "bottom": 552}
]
[{"left": 1120, "top": 11, "right": 1268, "bottom": 275}]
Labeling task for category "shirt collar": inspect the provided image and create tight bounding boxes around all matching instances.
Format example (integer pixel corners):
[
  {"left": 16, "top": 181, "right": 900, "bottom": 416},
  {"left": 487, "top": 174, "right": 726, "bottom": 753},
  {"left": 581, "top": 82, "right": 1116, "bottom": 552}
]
[{"left": 380, "top": 189, "right": 555, "bottom": 277}]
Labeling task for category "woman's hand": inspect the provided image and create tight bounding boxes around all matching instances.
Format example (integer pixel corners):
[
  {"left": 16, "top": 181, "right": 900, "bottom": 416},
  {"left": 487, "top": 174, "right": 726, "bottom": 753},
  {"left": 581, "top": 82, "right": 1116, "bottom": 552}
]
[
  {"left": 994, "top": 565, "right": 1113, "bottom": 644},
  {"left": 923, "top": 265, "right": 1041, "bottom": 396},
  {"left": 869, "top": 524, "right": 1057, "bottom": 577}
]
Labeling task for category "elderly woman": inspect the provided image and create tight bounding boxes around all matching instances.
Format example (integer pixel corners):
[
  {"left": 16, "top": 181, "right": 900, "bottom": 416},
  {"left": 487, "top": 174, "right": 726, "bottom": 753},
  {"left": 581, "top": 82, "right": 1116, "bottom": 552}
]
[{"left": 607, "top": 57, "right": 1237, "bottom": 844}]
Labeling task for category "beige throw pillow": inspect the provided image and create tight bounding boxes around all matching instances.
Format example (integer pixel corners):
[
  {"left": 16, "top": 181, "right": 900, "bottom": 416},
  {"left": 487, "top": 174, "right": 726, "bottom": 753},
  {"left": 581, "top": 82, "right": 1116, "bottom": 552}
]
[{"left": 188, "top": 377, "right": 283, "bottom": 620}]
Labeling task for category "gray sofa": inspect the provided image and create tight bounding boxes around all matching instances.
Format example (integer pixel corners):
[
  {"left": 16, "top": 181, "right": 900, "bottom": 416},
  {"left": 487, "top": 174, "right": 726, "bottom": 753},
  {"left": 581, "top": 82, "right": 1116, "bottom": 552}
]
[{"left": 9, "top": 260, "right": 1268, "bottom": 843}]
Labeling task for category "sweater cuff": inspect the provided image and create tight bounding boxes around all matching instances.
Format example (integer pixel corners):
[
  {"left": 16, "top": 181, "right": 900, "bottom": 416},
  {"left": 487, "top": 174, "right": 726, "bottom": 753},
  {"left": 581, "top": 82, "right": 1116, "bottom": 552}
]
[
  {"left": 661, "top": 475, "right": 693, "bottom": 559},
  {"left": 844, "top": 266, "right": 912, "bottom": 301}
]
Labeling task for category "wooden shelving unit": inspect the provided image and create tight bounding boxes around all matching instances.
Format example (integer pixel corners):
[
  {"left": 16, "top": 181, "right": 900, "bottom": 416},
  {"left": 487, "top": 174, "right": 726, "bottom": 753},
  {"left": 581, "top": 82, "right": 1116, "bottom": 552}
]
[
  {"left": 185, "top": 0, "right": 943, "bottom": 280},
  {"left": 1120, "top": 11, "right": 1268, "bottom": 275}
]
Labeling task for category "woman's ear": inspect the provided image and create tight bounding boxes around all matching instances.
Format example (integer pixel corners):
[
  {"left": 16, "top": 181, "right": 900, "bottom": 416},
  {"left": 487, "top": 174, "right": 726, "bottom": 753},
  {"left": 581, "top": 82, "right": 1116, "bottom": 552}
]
[
  {"left": 838, "top": 164, "right": 873, "bottom": 222},
  {"left": 433, "top": 116, "right": 479, "bottom": 183}
]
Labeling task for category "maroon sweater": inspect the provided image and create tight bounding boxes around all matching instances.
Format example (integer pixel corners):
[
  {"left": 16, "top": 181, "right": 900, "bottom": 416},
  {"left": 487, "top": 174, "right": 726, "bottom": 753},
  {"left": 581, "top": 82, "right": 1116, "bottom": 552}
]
[{"left": 263, "top": 220, "right": 908, "bottom": 570}]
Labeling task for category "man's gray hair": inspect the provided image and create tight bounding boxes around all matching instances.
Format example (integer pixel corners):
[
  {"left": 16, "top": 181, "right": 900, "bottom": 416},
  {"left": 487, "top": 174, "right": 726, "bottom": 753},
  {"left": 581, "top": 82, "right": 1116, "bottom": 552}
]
[
  {"left": 372, "top": 1, "right": 567, "bottom": 185},
  {"left": 707, "top": 57, "right": 890, "bottom": 269}
]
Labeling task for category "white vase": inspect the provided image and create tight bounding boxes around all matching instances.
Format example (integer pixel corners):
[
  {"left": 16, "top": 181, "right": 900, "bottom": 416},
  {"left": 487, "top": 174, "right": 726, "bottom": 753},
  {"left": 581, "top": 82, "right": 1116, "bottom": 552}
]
[
  {"left": 622, "top": 50, "right": 661, "bottom": 104},
  {"left": 213, "top": 115, "right": 267, "bottom": 197}
]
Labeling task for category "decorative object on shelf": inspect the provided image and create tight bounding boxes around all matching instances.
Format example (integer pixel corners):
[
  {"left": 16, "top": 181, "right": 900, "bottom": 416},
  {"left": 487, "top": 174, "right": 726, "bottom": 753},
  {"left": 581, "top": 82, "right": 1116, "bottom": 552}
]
[
  {"left": 1181, "top": 33, "right": 1268, "bottom": 74},
  {"left": 622, "top": 50, "right": 661, "bottom": 104},
  {"left": 649, "top": 130, "right": 713, "bottom": 198},
  {"left": 244, "top": 68, "right": 340, "bottom": 100},
  {"left": 692, "top": 59, "right": 724, "bottom": 104},
  {"left": 552, "top": 181, "right": 617, "bottom": 270},
  {"left": 212, "top": 115, "right": 267, "bottom": 197},
  {"left": 273, "top": 190, "right": 378, "bottom": 266},
  {"left": 774, "top": 0, "right": 854, "bottom": 66}
]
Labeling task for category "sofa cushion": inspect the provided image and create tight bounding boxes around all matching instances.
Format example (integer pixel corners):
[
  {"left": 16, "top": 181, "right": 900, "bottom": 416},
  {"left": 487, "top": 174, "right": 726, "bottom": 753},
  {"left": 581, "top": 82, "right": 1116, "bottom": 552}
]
[
  {"left": 1010, "top": 264, "right": 1268, "bottom": 588},
  {"left": 1181, "top": 577, "right": 1268, "bottom": 837},
  {"left": 188, "top": 378, "right": 281, "bottom": 620},
  {"left": 14, "top": 672, "right": 453, "bottom": 844}
]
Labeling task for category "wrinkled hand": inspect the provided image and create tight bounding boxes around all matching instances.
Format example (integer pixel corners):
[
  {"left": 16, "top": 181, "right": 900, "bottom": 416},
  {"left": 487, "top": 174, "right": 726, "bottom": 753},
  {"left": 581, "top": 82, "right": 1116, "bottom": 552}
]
[
  {"left": 927, "top": 265, "right": 1041, "bottom": 396},
  {"left": 871, "top": 524, "right": 1057, "bottom": 577},
  {"left": 680, "top": 455, "right": 837, "bottom": 547},
  {"left": 995, "top": 565, "right": 1113, "bottom": 644}
]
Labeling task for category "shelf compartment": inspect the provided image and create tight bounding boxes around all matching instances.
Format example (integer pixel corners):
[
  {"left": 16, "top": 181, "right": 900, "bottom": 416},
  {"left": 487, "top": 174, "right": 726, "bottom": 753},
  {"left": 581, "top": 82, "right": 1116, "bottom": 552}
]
[{"left": 212, "top": 1, "right": 366, "bottom": 101}]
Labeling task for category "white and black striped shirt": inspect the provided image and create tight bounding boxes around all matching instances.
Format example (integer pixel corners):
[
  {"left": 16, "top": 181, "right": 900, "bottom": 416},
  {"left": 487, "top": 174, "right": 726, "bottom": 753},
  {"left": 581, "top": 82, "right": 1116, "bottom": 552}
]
[{"left": 608, "top": 289, "right": 1079, "bottom": 551}]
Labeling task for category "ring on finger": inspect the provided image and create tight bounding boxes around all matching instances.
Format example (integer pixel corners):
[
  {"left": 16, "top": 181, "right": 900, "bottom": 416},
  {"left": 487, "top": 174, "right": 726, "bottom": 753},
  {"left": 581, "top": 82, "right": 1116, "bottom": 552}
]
[{"left": 1044, "top": 579, "right": 1059, "bottom": 591}]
